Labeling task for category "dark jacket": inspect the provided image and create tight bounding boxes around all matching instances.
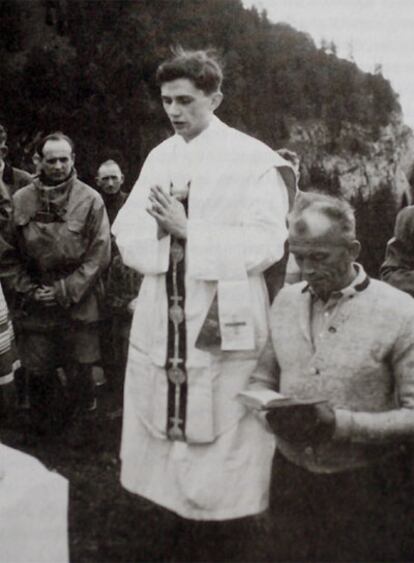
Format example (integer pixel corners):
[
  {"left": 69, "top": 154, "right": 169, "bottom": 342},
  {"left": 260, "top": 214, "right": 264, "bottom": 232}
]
[
  {"left": 3, "top": 164, "right": 32, "bottom": 196},
  {"left": 0, "top": 165, "right": 32, "bottom": 266},
  {"left": 8, "top": 173, "right": 111, "bottom": 328},
  {"left": 380, "top": 205, "right": 414, "bottom": 297},
  {"left": 101, "top": 190, "right": 128, "bottom": 226}
]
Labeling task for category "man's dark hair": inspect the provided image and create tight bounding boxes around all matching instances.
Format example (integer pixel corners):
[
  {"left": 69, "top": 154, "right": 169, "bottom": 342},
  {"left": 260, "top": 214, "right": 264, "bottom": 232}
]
[
  {"left": 156, "top": 48, "right": 223, "bottom": 94},
  {"left": 37, "top": 131, "right": 75, "bottom": 157}
]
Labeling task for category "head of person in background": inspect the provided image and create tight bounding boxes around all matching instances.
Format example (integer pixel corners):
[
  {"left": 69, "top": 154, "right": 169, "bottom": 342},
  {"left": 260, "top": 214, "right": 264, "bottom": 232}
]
[
  {"left": 156, "top": 48, "right": 224, "bottom": 143},
  {"left": 32, "top": 150, "right": 42, "bottom": 176},
  {"left": 96, "top": 160, "right": 124, "bottom": 196},
  {"left": 277, "top": 148, "right": 301, "bottom": 181},
  {"left": 288, "top": 191, "right": 360, "bottom": 302},
  {"left": 0, "top": 125, "right": 8, "bottom": 167},
  {"left": 37, "top": 131, "right": 75, "bottom": 185}
]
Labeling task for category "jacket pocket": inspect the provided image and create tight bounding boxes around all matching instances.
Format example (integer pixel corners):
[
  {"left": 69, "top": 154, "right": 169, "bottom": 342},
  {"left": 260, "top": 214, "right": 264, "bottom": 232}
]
[{"left": 66, "top": 220, "right": 84, "bottom": 234}]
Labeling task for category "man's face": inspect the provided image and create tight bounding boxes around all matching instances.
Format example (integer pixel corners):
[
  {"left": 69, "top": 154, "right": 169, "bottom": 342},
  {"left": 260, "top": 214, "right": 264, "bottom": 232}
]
[
  {"left": 289, "top": 212, "right": 357, "bottom": 299},
  {"left": 40, "top": 139, "right": 74, "bottom": 182},
  {"left": 96, "top": 163, "right": 124, "bottom": 195},
  {"left": 161, "top": 78, "right": 221, "bottom": 142}
]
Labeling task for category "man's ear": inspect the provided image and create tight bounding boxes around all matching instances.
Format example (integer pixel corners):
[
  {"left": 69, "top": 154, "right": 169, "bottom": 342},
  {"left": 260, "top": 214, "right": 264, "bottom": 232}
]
[
  {"left": 120, "top": 174, "right": 125, "bottom": 185},
  {"left": 349, "top": 240, "right": 361, "bottom": 261},
  {"left": 72, "top": 152, "right": 76, "bottom": 165},
  {"left": 211, "top": 91, "right": 223, "bottom": 112}
]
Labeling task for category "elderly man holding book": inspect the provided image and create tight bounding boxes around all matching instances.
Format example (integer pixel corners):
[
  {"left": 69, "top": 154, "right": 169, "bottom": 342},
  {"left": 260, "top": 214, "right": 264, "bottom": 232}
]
[{"left": 248, "top": 192, "right": 414, "bottom": 561}]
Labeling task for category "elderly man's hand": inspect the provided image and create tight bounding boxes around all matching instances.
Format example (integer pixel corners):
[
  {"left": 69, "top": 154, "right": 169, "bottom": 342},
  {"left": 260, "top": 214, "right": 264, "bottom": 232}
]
[
  {"left": 266, "top": 401, "right": 335, "bottom": 445},
  {"left": 34, "top": 285, "right": 57, "bottom": 307},
  {"left": 147, "top": 185, "right": 187, "bottom": 239}
]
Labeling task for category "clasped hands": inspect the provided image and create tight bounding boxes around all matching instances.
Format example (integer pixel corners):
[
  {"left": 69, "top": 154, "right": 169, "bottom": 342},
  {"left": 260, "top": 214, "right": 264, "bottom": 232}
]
[
  {"left": 33, "top": 285, "right": 57, "bottom": 307},
  {"left": 265, "top": 401, "right": 336, "bottom": 446},
  {"left": 146, "top": 185, "right": 187, "bottom": 239}
]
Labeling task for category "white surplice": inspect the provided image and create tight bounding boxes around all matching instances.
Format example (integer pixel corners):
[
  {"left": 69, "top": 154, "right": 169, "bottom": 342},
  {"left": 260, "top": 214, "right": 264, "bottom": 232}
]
[{"left": 112, "top": 116, "right": 291, "bottom": 520}]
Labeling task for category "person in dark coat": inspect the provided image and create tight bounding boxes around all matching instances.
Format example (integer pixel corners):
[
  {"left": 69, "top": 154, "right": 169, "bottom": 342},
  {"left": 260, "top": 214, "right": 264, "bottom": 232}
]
[
  {"left": 4, "top": 132, "right": 111, "bottom": 441},
  {"left": 96, "top": 160, "right": 128, "bottom": 226},
  {"left": 380, "top": 204, "right": 414, "bottom": 296},
  {"left": 0, "top": 124, "right": 32, "bottom": 412},
  {"left": 96, "top": 159, "right": 141, "bottom": 396},
  {"left": 0, "top": 124, "right": 32, "bottom": 198}
]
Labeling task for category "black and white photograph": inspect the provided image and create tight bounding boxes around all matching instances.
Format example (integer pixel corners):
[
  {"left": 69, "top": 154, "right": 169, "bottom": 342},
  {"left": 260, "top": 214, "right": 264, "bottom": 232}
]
[{"left": 1, "top": 1, "right": 414, "bottom": 561}]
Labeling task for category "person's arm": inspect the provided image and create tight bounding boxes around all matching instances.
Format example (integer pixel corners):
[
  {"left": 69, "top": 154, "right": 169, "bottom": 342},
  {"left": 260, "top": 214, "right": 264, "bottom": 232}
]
[
  {"left": 112, "top": 152, "right": 170, "bottom": 275},
  {"left": 0, "top": 188, "right": 38, "bottom": 298},
  {"left": 187, "top": 168, "right": 289, "bottom": 281},
  {"left": 53, "top": 200, "right": 111, "bottom": 307},
  {"left": 380, "top": 207, "right": 414, "bottom": 296},
  {"left": 0, "top": 176, "right": 15, "bottom": 278},
  {"left": 334, "top": 312, "right": 414, "bottom": 443}
]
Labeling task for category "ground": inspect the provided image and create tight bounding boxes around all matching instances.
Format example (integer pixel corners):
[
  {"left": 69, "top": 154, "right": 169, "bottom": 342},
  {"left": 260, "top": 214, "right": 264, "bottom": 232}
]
[{"left": 0, "top": 380, "right": 274, "bottom": 563}]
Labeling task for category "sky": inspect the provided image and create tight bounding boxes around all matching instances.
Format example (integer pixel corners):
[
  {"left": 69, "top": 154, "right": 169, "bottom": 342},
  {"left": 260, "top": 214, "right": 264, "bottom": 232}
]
[{"left": 243, "top": 0, "right": 414, "bottom": 128}]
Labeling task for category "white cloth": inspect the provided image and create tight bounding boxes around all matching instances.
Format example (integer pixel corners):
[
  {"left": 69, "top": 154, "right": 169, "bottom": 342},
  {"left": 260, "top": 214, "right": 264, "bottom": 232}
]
[
  {"left": 0, "top": 444, "right": 69, "bottom": 563},
  {"left": 122, "top": 376, "right": 276, "bottom": 520},
  {"left": 113, "top": 116, "right": 290, "bottom": 519}
]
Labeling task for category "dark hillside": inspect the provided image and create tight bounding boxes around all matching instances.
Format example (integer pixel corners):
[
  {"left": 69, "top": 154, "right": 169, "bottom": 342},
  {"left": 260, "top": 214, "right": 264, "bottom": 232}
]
[{"left": 0, "top": 0, "right": 399, "bottom": 189}]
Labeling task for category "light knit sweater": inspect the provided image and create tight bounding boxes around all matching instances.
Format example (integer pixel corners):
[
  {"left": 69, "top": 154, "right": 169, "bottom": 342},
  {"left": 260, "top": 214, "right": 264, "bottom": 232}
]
[{"left": 263, "top": 267, "right": 414, "bottom": 473}]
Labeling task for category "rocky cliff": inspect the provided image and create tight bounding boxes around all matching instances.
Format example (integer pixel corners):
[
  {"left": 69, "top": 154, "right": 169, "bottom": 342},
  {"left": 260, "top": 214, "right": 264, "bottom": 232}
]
[
  {"left": 283, "top": 113, "right": 414, "bottom": 276},
  {"left": 287, "top": 113, "right": 414, "bottom": 208}
]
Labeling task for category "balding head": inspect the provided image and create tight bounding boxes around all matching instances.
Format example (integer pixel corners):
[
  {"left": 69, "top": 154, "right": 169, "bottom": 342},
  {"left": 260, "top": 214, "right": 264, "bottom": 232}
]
[
  {"left": 288, "top": 192, "right": 360, "bottom": 300},
  {"left": 289, "top": 191, "right": 356, "bottom": 246}
]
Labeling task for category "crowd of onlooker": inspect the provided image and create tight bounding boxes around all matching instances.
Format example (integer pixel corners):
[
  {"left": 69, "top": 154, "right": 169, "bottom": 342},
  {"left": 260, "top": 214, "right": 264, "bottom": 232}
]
[{"left": 0, "top": 123, "right": 140, "bottom": 446}]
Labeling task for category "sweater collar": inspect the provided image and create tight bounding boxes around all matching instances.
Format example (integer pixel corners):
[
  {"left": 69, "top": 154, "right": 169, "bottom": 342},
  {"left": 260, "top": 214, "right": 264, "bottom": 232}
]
[{"left": 302, "top": 263, "right": 370, "bottom": 299}]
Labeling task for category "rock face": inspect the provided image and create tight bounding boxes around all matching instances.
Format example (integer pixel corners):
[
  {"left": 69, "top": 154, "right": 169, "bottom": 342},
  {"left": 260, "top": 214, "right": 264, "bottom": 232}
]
[
  {"left": 287, "top": 112, "right": 414, "bottom": 208},
  {"left": 282, "top": 112, "right": 414, "bottom": 277}
]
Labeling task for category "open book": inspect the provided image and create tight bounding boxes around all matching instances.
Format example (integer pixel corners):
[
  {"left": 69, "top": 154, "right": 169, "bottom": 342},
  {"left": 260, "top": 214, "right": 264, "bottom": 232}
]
[{"left": 236, "top": 389, "right": 324, "bottom": 410}]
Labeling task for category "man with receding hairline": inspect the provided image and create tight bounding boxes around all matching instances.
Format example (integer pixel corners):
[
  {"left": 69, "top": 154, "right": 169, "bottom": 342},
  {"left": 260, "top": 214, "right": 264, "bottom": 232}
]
[
  {"left": 96, "top": 159, "right": 128, "bottom": 225},
  {"left": 250, "top": 191, "right": 414, "bottom": 560},
  {"left": 4, "top": 132, "right": 111, "bottom": 443}
]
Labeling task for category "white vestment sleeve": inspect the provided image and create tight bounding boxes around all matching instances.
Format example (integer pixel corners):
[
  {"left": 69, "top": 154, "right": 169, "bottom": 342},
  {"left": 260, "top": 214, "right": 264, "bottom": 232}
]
[
  {"left": 112, "top": 154, "right": 171, "bottom": 275},
  {"left": 187, "top": 168, "right": 289, "bottom": 281},
  {"left": 248, "top": 336, "right": 279, "bottom": 391}
]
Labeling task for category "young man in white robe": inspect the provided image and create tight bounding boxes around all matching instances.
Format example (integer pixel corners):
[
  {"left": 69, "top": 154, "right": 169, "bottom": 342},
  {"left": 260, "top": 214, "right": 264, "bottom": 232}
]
[{"left": 112, "top": 48, "right": 295, "bottom": 559}]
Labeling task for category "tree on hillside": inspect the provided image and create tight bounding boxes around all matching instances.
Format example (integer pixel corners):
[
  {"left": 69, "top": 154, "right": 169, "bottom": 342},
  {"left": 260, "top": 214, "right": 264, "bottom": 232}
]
[{"left": 0, "top": 0, "right": 400, "bottom": 186}]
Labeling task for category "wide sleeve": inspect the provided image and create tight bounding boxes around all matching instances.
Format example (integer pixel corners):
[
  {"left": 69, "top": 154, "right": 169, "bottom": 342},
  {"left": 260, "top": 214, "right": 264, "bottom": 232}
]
[
  {"left": 112, "top": 152, "right": 170, "bottom": 275},
  {"left": 334, "top": 311, "right": 414, "bottom": 443},
  {"left": 247, "top": 336, "right": 280, "bottom": 391},
  {"left": 187, "top": 167, "right": 289, "bottom": 281},
  {"left": 380, "top": 207, "right": 414, "bottom": 296},
  {"left": 54, "top": 200, "right": 111, "bottom": 306}
]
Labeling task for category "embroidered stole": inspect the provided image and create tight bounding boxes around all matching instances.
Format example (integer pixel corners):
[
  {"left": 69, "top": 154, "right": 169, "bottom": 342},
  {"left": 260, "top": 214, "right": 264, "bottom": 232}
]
[{"left": 165, "top": 182, "right": 190, "bottom": 441}]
